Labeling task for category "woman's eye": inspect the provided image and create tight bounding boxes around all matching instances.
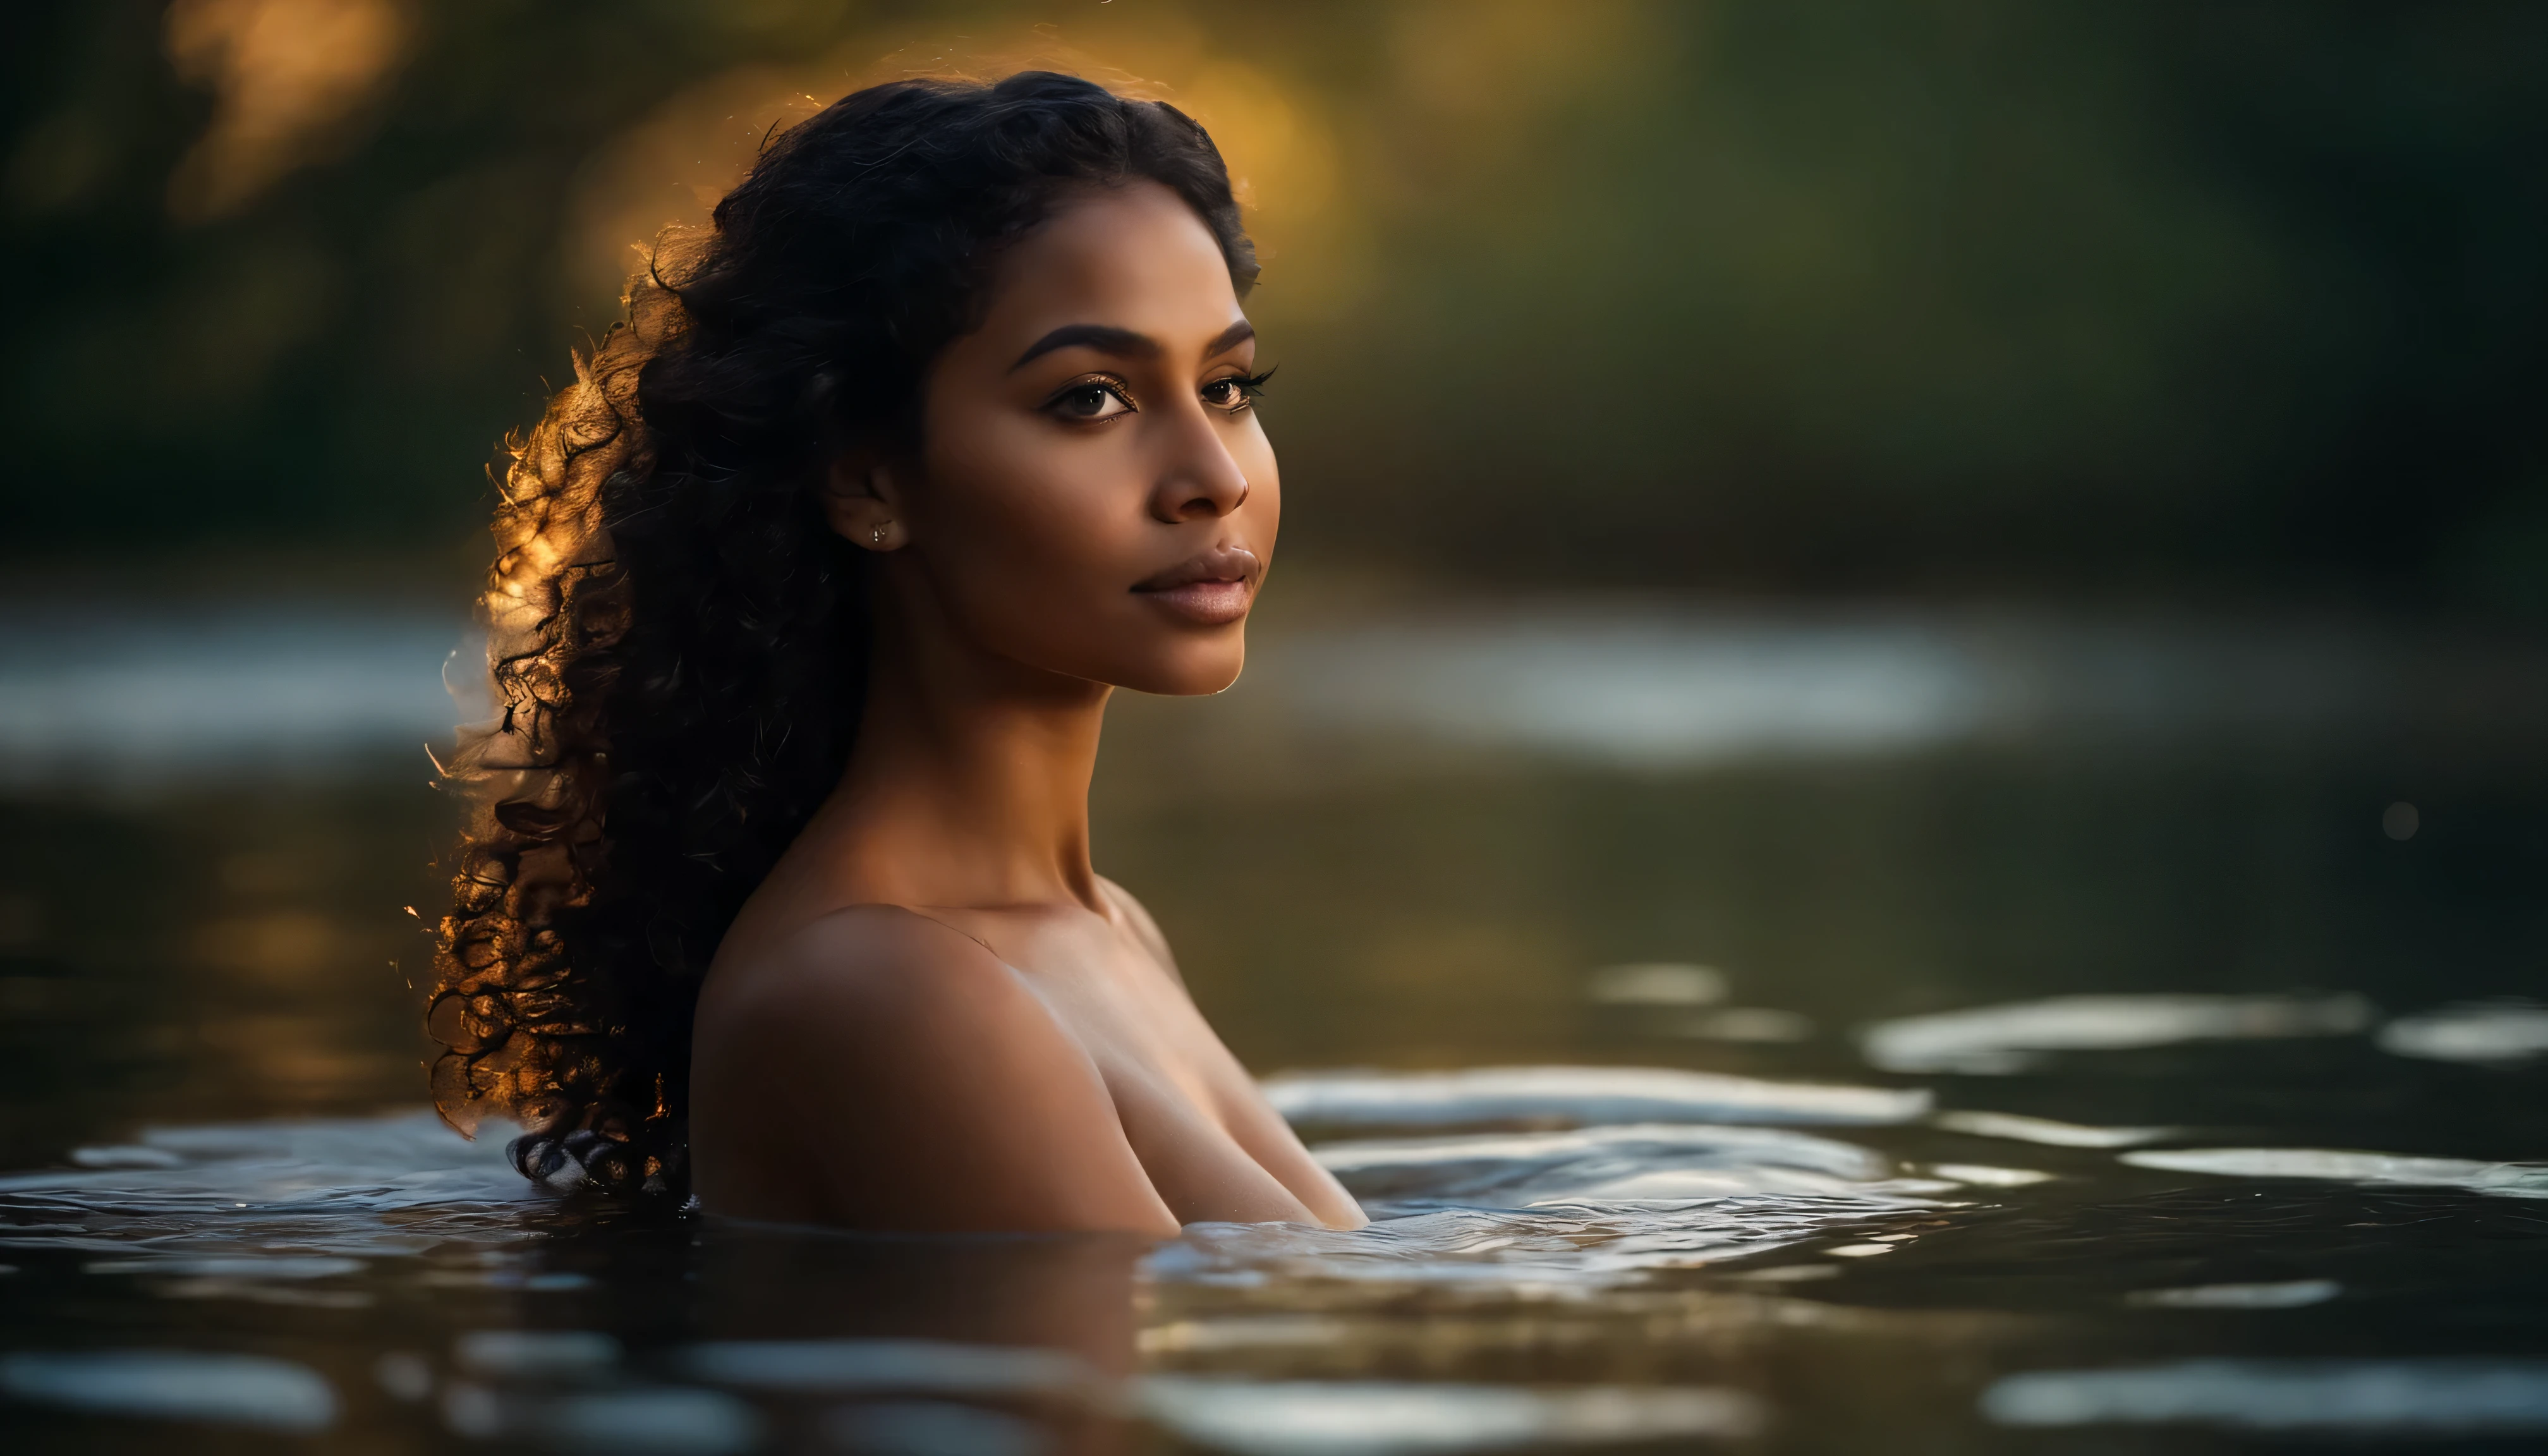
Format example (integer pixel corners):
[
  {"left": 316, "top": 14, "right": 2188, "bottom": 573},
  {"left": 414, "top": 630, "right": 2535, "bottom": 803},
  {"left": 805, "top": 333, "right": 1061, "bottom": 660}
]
[
  {"left": 1202, "top": 371, "right": 1270, "bottom": 413},
  {"left": 1051, "top": 382, "right": 1132, "bottom": 421}
]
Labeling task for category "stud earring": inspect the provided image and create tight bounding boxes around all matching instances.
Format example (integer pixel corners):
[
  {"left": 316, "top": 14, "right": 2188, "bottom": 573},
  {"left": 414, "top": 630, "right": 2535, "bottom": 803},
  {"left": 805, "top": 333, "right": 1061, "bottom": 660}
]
[{"left": 870, "top": 522, "right": 889, "bottom": 547}]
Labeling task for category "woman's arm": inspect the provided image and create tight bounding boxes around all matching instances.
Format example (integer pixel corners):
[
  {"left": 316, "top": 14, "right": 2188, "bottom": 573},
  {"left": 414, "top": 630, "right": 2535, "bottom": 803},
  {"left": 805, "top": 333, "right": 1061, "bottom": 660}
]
[{"left": 691, "top": 906, "right": 1182, "bottom": 1235}]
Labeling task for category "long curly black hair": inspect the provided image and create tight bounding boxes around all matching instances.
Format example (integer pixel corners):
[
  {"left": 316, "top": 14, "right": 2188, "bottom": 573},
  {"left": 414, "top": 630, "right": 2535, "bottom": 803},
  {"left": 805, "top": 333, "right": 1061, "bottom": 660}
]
[{"left": 427, "top": 71, "right": 1257, "bottom": 1195}]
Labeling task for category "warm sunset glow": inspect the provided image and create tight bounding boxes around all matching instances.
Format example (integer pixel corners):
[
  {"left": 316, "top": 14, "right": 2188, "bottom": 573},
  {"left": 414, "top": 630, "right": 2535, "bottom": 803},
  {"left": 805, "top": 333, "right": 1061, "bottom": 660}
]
[{"left": 162, "top": 0, "right": 410, "bottom": 221}]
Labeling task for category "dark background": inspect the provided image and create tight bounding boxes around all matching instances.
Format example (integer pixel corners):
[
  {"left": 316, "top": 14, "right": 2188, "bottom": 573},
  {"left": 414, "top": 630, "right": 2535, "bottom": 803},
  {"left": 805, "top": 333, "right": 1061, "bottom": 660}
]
[{"left": 4, "top": 0, "right": 2543, "bottom": 609}]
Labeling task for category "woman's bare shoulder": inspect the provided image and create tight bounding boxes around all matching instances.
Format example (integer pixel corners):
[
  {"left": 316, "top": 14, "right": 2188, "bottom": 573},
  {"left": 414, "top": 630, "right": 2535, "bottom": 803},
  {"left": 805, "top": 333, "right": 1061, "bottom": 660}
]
[
  {"left": 701, "top": 902, "right": 1022, "bottom": 1043},
  {"left": 692, "top": 903, "right": 1177, "bottom": 1233}
]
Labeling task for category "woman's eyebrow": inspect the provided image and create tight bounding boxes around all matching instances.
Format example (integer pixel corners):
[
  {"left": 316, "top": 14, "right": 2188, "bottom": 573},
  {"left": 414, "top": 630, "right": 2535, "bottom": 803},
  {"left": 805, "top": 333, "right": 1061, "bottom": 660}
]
[
  {"left": 1010, "top": 324, "right": 1156, "bottom": 371},
  {"left": 1009, "top": 319, "right": 1256, "bottom": 372},
  {"left": 1203, "top": 320, "right": 1255, "bottom": 356}
]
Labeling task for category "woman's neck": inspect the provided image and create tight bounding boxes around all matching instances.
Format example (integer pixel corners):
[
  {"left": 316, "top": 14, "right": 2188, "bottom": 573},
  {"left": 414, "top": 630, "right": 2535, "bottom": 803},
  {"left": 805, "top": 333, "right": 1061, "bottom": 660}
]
[{"left": 813, "top": 589, "right": 1113, "bottom": 915}]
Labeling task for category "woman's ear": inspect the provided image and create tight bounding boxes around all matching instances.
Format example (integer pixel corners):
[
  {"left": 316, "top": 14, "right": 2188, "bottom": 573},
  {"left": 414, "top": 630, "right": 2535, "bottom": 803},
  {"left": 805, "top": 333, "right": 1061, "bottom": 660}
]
[{"left": 822, "top": 446, "right": 908, "bottom": 552}]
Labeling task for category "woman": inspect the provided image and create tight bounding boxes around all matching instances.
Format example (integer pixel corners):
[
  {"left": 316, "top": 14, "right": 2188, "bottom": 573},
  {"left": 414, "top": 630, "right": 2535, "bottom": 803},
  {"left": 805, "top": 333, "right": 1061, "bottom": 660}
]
[{"left": 428, "top": 72, "right": 1365, "bottom": 1237}]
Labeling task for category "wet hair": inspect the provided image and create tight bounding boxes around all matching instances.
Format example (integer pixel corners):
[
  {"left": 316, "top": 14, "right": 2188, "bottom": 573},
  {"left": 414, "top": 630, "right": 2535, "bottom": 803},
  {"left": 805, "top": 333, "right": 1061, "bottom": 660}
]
[{"left": 426, "top": 71, "right": 1256, "bottom": 1195}]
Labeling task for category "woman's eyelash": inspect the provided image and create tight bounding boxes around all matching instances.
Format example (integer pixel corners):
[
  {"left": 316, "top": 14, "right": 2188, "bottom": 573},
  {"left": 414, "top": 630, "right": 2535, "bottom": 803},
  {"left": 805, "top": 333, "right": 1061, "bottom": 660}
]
[
  {"left": 1210, "top": 368, "right": 1277, "bottom": 403},
  {"left": 1045, "top": 377, "right": 1135, "bottom": 415},
  {"left": 1046, "top": 368, "right": 1273, "bottom": 418}
]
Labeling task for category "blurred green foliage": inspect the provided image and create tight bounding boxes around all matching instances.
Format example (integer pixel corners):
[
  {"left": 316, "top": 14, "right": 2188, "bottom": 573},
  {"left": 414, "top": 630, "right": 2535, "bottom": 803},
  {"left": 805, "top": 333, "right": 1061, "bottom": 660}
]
[{"left": 1, "top": 0, "right": 2541, "bottom": 605}]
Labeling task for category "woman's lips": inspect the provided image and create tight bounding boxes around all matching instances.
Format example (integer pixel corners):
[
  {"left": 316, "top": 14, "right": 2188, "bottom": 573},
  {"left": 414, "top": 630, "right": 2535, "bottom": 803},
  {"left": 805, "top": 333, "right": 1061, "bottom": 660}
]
[
  {"left": 1139, "top": 578, "right": 1254, "bottom": 625},
  {"left": 1134, "top": 546, "right": 1259, "bottom": 626}
]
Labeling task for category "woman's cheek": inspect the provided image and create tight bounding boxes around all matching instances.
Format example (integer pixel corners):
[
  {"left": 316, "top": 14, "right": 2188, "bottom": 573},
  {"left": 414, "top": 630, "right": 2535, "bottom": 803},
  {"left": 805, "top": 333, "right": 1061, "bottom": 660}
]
[{"left": 1026, "top": 453, "right": 1146, "bottom": 581}]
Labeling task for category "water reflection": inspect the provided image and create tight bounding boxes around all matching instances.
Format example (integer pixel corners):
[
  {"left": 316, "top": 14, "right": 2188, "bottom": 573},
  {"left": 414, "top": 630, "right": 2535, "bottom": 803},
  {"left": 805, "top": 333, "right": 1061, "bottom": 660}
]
[
  {"left": 679, "top": 1338, "right": 1111, "bottom": 1402},
  {"left": 2120, "top": 1147, "right": 2548, "bottom": 1199},
  {"left": 1139, "top": 1378, "right": 1763, "bottom": 1455},
  {"left": 440, "top": 1381, "right": 758, "bottom": 1455},
  {"left": 1244, "top": 609, "right": 2548, "bottom": 768},
  {"left": 1927, "top": 1110, "right": 2171, "bottom": 1149},
  {"left": 1263, "top": 1066, "right": 1928, "bottom": 1130},
  {"left": 1584, "top": 962, "right": 1726, "bottom": 1006},
  {"left": 10, "top": 601, "right": 2546, "bottom": 784},
  {"left": 1985, "top": 1359, "right": 2548, "bottom": 1435},
  {"left": 1860, "top": 993, "right": 2375, "bottom": 1075},
  {"left": 2377, "top": 1000, "right": 2548, "bottom": 1065},
  {"left": 697, "top": 1226, "right": 1145, "bottom": 1381},
  {"left": 0, "top": 602, "right": 461, "bottom": 786},
  {"left": 0, "top": 1350, "right": 339, "bottom": 1433},
  {"left": 2123, "top": 1278, "right": 2339, "bottom": 1309},
  {"left": 828, "top": 1402, "right": 1048, "bottom": 1456}
]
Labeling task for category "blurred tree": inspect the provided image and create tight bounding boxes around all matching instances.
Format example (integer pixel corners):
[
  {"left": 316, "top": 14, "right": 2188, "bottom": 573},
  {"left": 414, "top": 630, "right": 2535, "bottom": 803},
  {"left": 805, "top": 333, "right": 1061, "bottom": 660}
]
[{"left": 0, "top": 0, "right": 2539, "bottom": 610}]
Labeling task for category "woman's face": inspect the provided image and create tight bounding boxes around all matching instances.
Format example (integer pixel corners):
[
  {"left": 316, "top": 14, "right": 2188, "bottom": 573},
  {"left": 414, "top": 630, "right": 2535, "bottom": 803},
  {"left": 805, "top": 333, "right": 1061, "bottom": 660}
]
[{"left": 852, "top": 180, "right": 1277, "bottom": 698}]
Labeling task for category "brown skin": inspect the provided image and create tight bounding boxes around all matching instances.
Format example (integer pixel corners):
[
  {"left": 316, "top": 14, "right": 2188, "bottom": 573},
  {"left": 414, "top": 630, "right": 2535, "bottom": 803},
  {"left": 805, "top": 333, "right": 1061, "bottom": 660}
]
[{"left": 689, "top": 181, "right": 1367, "bottom": 1237}]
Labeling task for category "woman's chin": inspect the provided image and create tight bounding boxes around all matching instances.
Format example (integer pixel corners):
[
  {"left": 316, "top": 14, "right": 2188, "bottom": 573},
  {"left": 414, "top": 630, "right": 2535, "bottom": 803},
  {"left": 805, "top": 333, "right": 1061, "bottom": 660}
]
[{"left": 1111, "top": 638, "right": 1247, "bottom": 697}]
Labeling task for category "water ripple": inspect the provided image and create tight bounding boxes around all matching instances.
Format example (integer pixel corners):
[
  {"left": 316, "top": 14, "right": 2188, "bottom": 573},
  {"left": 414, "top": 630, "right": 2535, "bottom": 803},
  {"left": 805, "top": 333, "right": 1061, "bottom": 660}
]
[
  {"left": 2121, "top": 1147, "right": 2548, "bottom": 1198},
  {"left": 0, "top": 1109, "right": 531, "bottom": 1258},
  {"left": 1312, "top": 1123, "right": 1927, "bottom": 1204},
  {"left": 1261, "top": 1065, "right": 1929, "bottom": 1129}
]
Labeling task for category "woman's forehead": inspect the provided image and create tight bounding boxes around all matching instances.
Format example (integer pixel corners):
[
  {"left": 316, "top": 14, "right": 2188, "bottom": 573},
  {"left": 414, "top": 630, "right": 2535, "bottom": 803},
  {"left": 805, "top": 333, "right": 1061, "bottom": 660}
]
[{"left": 968, "top": 183, "right": 1245, "bottom": 355}]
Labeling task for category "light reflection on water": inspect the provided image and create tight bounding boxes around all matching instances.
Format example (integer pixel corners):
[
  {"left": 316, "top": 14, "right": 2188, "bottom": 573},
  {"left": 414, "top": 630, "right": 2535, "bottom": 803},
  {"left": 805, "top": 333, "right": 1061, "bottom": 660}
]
[
  {"left": 2120, "top": 1146, "right": 2548, "bottom": 1199},
  {"left": 2377, "top": 999, "right": 2548, "bottom": 1065},
  {"left": 4, "top": 596, "right": 2547, "bottom": 1451},
  {"left": 1984, "top": 1359, "right": 2548, "bottom": 1435},
  {"left": 1262, "top": 1065, "right": 1929, "bottom": 1129},
  {"left": 6, "top": 599, "right": 2544, "bottom": 783},
  {"left": 1857, "top": 992, "right": 2377, "bottom": 1074},
  {"left": 0, "top": 603, "right": 464, "bottom": 786},
  {"left": 0, "top": 1350, "right": 340, "bottom": 1433},
  {"left": 1139, "top": 1378, "right": 1766, "bottom": 1456}
]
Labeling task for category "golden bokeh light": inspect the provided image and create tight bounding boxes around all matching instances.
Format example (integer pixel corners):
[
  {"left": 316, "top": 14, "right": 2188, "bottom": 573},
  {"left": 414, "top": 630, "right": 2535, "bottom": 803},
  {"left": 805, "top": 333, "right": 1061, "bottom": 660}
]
[
  {"left": 556, "top": 18, "right": 1357, "bottom": 320},
  {"left": 162, "top": 0, "right": 411, "bottom": 222}
]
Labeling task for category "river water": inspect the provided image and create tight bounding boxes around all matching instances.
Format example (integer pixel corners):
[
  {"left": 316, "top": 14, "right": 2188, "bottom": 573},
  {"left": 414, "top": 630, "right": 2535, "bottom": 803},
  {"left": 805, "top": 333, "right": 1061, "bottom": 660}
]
[{"left": 2, "top": 597, "right": 2544, "bottom": 1452}]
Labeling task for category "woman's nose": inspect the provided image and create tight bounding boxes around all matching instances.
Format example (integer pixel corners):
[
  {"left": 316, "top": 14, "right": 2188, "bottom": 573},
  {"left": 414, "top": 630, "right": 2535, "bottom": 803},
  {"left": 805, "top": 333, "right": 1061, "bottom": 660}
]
[{"left": 1148, "top": 415, "right": 1251, "bottom": 523}]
